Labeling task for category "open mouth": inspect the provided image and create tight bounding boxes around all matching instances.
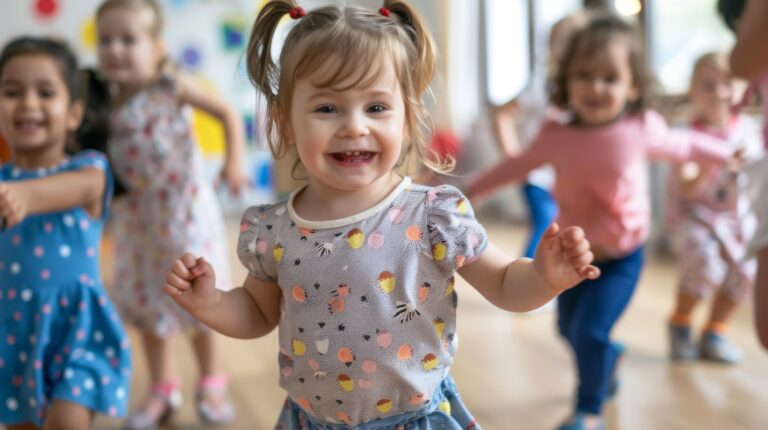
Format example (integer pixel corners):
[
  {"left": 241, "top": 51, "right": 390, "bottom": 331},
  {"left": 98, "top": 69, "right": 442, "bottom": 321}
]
[
  {"left": 14, "top": 119, "right": 44, "bottom": 133},
  {"left": 330, "top": 151, "right": 376, "bottom": 165}
]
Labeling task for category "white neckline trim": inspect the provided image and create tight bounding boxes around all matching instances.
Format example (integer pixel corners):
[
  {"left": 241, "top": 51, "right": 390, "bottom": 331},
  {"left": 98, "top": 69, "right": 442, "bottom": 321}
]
[{"left": 287, "top": 177, "right": 412, "bottom": 229}]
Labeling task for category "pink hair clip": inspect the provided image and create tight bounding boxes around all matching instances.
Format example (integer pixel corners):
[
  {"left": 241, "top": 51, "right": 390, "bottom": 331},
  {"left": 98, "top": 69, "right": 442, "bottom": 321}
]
[
  {"left": 289, "top": 6, "right": 306, "bottom": 19},
  {"left": 379, "top": 7, "right": 391, "bottom": 17}
]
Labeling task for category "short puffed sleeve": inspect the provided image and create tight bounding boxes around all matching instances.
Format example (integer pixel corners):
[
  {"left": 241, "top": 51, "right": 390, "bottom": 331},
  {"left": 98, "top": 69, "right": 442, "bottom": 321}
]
[
  {"left": 425, "top": 185, "right": 489, "bottom": 274},
  {"left": 236, "top": 205, "right": 279, "bottom": 282}
]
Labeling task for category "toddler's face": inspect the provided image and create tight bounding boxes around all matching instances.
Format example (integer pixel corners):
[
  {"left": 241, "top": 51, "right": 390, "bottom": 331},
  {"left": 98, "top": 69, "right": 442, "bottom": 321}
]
[
  {"left": 690, "top": 64, "right": 735, "bottom": 126},
  {"left": 97, "top": 7, "right": 164, "bottom": 88},
  {"left": 288, "top": 56, "right": 406, "bottom": 196},
  {"left": 0, "top": 55, "right": 81, "bottom": 155},
  {"left": 566, "top": 41, "right": 638, "bottom": 126}
]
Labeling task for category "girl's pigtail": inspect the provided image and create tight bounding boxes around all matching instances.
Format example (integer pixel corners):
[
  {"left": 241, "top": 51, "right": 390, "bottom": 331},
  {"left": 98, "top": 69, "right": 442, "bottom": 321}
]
[
  {"left": 382, "top": 0, "right": 436, "bottom": 96},
  {"left": 247, "top": 0, "right": 299, "bottom": 158},
  {"left": 383, "top": 1, "right": 451, "bottom": 174}
]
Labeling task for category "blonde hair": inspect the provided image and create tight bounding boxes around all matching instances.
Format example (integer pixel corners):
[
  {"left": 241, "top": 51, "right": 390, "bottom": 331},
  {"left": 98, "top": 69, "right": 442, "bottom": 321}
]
[
  {"left": 247, "top": 0, "right": 442, "bottom": 172},
  {"left": 689, "top": 52, "right": 733, "bottom": 93},
  {"left": 97, "top": 0, "right": 164, "bottom": 38}
]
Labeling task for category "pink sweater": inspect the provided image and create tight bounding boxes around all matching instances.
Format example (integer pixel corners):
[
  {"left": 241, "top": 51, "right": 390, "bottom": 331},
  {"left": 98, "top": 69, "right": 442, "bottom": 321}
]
[{"left": 470, "top": 110, "right": 731, "bottom": 257}]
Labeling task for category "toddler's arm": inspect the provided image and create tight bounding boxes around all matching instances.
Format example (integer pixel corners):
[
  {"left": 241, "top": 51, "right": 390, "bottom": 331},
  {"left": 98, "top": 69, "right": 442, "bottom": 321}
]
[
  {"left": 491, "top": 99, "right": 522, "bottom": 156},
  {"left": 458, "top": 223, "right": 599, "bottom": 312},
  {"left": 165, "top": 253, "right": 281, "bottom": 339},
  {"left": 0, "top": 167, "right": 105, "bottom": 228},
  {"left": 177, "top": 75, "right": 248, "bottom": 195},
  {"left": 730, "top": 0, "right": 768, "bottom": 80}
]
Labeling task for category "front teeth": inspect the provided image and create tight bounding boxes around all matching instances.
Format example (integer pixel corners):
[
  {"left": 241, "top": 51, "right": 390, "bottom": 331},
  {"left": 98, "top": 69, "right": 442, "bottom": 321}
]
[{"left": 343, "top": 151, "right": 364, "bottom": 156}]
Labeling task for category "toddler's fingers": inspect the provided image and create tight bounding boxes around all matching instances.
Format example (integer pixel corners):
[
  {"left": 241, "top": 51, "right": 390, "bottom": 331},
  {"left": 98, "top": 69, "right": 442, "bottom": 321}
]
[
  {"left": 538, "top": 223, "right": 560, "bottom": 250},
  {"left": 165, "top": 270, "right": 191, "bottom": 291},
  {"left": 190, "top": 256, "right": 212, "bottom": 278},
  {"left": 171, "top": 258, "right": 193, "bottom": 280},
  {"left": 163, "top": 282, "right": 184, "bottom": 297},
  {"left": 180, "top": 252, "right": 199, "bottom": 270},
  {"left": 559, "top": 226, "right": 585, "bottom": 246},
  {"left": 564, "top": 238, "right": 590, "bottom": 259},
  {"left": 579, "top": 264, "right": 601, "bottom": 280},
  {"left": 569, "top": 251, "right": 594, "bottom": 268}
]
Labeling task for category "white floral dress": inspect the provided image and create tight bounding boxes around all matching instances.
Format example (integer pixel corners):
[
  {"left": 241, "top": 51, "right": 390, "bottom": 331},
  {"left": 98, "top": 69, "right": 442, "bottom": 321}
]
[{"left": 108, "top": 76, "right": 232, "bottom": 337}]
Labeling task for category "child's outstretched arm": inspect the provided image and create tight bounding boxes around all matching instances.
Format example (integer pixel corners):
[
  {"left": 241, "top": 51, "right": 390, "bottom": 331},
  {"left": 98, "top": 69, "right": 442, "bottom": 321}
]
[
  {"left": 730, "top": 0, "right": 768, "bottom": 80},
  {"left": 164, "top": 253, "right": 281, "bottom": 339},
  {"left": 491, "top": 99, "right": 522, "bottom": 156},
  {"left": 458, "top": 223, "right": 600, "bottom": 312},
  {"left": 0, "top": 167, "right": 105, "bottom": 228},
  {"left": 177, "top": 75, "right": 248, "bottom": 195}
]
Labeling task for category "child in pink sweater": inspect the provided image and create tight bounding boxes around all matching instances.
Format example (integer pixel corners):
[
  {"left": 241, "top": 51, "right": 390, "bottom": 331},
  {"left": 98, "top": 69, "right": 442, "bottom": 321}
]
[{"left": 469, "top": 14, "right": 732, "bottom": 430}]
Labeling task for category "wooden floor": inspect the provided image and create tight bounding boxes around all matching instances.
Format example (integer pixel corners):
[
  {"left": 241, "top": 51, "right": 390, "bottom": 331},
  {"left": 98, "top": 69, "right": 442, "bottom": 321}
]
[{"left": 85, "top": 219, "right": 768, "bottom": 430}]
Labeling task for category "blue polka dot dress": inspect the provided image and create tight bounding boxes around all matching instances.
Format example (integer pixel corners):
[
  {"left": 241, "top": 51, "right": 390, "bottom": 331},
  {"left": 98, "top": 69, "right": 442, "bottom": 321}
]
[{"left": 0, "top": 151, "right": 131, "bottom": 426}]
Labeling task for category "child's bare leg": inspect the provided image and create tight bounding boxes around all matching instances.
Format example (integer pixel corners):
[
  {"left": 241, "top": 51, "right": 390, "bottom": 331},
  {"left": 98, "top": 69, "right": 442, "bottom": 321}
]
[
  {"left": 42, "top": 400, "right": 92, "bottom": 430},
  {"left": 142, "top": 331, "right": 173, "bottom": 384},
  {"left": 191, "top": 329, "right": 219, "bottom": 376},
  {"left": 755, "top": 249, "right": 768, "bottom": 349},
  {"left": 707, "top": 292, "right": 739, "bottom": 328},
  {"left": 671, "top": 290, "right": 699, "bottom": 323}
]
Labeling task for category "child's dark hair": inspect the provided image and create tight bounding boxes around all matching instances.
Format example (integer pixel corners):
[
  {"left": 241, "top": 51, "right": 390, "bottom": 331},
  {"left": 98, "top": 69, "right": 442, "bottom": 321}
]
[
  {"left": 551, "top": 13, "right": 653, "bottom": 116},
  {"left": 0, "top": 37, "right": 80, "bottom": 102},
  {"left": 75, "top": 69, "right": 127, "bottom": 196},
  {"left": 717, "top": 0, "right": 745, "bottom": 32}
]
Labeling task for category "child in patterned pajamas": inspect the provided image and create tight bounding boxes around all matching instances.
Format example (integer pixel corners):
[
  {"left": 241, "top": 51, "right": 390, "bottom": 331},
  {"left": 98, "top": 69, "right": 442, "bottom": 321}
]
[{"left": 666, "top": 52, "right": 765, "bottom": 364}]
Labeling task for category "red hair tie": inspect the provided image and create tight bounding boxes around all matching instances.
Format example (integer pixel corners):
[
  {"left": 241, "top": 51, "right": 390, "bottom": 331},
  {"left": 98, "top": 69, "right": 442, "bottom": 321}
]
[
  {"left": 379, "top": 7, "right": 391, "bottom": 17},
  {"left": 289, "top": 6, "right": 306, "bottom": 19}
]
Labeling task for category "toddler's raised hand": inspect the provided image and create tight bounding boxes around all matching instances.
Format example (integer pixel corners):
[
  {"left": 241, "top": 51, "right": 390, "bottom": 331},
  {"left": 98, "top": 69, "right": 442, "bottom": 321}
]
[
  {"left": 0, "top": 183, "right": 28, "bottom": 229},
  {"left": 534, "top": 223, "right": 600, "bottom": 292},
  {"left": 164, "top": 252, "right": 220, "bottom": 312},
  {"left": 218, "top": 161, "right": 249, "bottom": 197}
]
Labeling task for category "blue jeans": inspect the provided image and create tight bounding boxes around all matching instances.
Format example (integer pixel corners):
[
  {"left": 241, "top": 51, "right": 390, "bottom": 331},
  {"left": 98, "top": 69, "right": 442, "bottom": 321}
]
[
  {"left": 522, "top": 182, "right": 558, "bottom": 258},
  {"left": 273, "top": 376, "right": 479, "bottom": 430},
  {"left": 557, "top": 247, "right": 645, "bottom": 414}
]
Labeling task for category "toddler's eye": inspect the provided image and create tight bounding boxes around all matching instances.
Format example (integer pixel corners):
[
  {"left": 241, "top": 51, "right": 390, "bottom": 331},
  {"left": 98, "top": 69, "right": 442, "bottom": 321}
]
[
  {"left": 315, "top": 106, "right": 337, "bottom": 114},
  {"left": 368, "top": 104, "right": 387, "bottom": 113},
  {"left": 1, "top": 88, "right": 20, "bottom": 98},
  {"left": 39, "top": 89, "right": 56, "bottom": 99}
]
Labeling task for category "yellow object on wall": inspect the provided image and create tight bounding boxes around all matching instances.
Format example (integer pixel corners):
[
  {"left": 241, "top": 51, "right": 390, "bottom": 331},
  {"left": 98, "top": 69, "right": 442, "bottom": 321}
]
[
  {"left": 190, "top": 76, "right": 226, "bottom": 156},
  {"left": 80, "top": 17, "right": 97, "bottom": 51}
]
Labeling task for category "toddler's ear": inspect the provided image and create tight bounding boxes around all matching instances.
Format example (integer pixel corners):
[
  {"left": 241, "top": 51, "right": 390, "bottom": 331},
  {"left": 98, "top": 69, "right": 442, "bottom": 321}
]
[
  {"left": 67, "top": 100, "right": 85, "bottom": 132},
  {"left": 627, "top": 85, "right": 640, "bottom": 103}
]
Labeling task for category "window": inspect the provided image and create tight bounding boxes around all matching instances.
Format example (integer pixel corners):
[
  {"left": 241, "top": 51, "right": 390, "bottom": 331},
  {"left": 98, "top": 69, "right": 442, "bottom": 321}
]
[{"left": 648, "top": 0, "right": 735, "bottom": 94}]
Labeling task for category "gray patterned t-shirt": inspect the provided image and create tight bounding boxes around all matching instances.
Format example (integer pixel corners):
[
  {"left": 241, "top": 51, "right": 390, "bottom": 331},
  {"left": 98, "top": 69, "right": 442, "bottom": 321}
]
[{"left": 237, "top": 177, "right": 488, "bottom": 426}]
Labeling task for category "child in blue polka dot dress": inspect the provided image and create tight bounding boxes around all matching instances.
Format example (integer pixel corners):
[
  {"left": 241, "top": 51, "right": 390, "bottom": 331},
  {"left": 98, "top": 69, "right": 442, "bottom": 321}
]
[{"left": 0, "top": 37, "right": 131, "bottom": 429}]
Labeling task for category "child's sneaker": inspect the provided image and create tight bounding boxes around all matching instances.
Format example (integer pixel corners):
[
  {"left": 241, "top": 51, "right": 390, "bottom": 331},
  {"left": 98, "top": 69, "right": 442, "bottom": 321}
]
[
  {"left": 699, "top": 331, "right": 743, "bottom": 364},
  {"left": 556, "top": 412, "right": 605, "bottom": 430},
  {"left": 669, "top": 323, "right": 697, "bottom": 361}
]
